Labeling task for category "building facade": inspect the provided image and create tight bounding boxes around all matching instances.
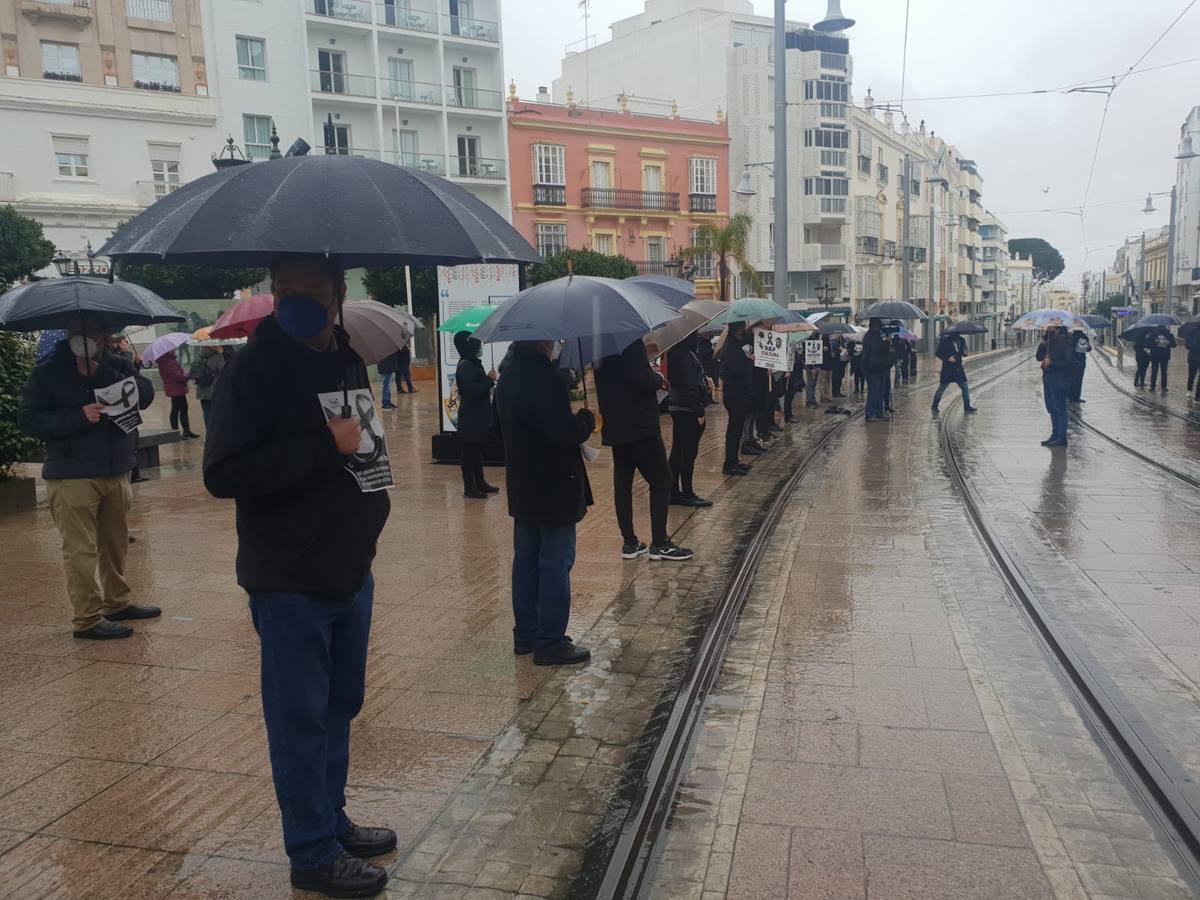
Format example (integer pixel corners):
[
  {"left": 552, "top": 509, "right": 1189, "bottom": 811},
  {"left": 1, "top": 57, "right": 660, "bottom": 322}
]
[
  {"left": 1172, "top": 105, "right": 1199, "bottom": 316},
  {"left": 507, "top": 94, "right": 729, "bottom": 298}
]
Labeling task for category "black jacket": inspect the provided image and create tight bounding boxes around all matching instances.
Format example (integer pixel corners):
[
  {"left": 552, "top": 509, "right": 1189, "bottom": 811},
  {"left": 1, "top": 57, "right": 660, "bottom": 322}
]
[
  {"left": 494, "top": 343, "right": 594, "bottom": 527},
  {"left": 18, "top": 343, "right": 154, "bottom": 480},
  {"left": 719, "top": 329, "right": 754, "bottom": 409},
  {"left": 936, "top": 334, "right": 967, "bottom": 385},
  {"left": 202, "top": 316, "right": 390, "bottom": 597},
  {"left": 1187, "top": 330, "right": 1200, "bottom": 361},
  {"left": 666, "top": 337, "right": 705, "bottom": 416},
  {"left": 1037, "top": 333, "right": 1075, "bottom": 376},
  {"left": 1134, "top": 333, "right": 1154, "bottom": 359},
  {"left": 1149, "top": 328, "right": 1176, "bottom": 361},
  {"left": 1069, "top": 330, "right": 1091, "bottom": 370},
  {"left": 377, "top": 350, "right": 400, "bottom": 375},
  {"left": 863, "top": 329, "right": 890, "bottom": 373},
  {"left": 594, "top": 339, "right": 663, "bottom": 447},
  {"left": 453, "top": 332, "right": 494, "bottom": 443}
]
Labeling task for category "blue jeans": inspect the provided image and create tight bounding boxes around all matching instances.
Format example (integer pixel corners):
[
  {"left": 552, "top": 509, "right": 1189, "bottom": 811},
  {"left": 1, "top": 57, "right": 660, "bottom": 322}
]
[
  {"left": 865, "top": 371, "right": 887, "bottom": 418},
  {"left": 932, "top": 378, "right": 971, "bottom": 409},
  {"left": 1044, "top": 374, "right": 1070, "bottom": 441},
  {"left": 805, "top": 367, "right": 818, "bottom": 405},
  {"left": 381, "top": 373, "right": 394, "bottom": 406},
  {"left": 249, "top": 574, "right": 374, "bottom": 869},
  {"left": 512, "top": 522, "right": 576, "bottom": 650}
]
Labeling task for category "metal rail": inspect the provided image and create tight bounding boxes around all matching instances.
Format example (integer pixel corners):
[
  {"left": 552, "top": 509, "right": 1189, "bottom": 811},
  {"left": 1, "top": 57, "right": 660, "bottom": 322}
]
[{"left": 1092, "top": 349, "right": 1200, "bottom": 427}]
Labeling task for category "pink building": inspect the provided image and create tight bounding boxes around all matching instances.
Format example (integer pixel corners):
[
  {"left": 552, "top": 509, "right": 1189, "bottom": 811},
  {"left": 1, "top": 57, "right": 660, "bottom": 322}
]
[{"left": 507, "top": 91, "right": 730, "bottom": 299}]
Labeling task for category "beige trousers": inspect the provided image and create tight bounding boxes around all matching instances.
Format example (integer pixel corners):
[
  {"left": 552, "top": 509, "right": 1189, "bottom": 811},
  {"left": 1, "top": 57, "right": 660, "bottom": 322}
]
[{"left": 47, "top": 475, "right": 132, "bottom": 631}]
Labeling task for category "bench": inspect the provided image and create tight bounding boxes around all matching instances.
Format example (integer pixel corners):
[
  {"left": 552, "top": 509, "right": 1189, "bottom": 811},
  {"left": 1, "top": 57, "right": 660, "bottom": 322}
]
[{"left": 136, "top": 430, "right": 182, "bottom": 469}]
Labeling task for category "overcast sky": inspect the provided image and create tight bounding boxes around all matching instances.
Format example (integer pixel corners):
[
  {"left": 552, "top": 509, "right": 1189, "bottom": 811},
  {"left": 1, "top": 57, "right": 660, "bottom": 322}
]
[{"left": 500, "top": 0, "right": 1198, "bottom": 291}]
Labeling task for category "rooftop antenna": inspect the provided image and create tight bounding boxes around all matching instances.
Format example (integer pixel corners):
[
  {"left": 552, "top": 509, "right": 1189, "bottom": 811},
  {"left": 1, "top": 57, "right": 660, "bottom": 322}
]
[{"left": 579, "top": 0, "right": 590, "bottom": 108}]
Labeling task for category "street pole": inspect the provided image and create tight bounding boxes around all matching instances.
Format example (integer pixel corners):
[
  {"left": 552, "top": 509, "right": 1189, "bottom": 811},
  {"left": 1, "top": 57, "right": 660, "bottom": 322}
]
[
  {"left": 772, "top": 0, "right": 787, "bottom": 309},
  {"left": 1138, "top": 230, "right": 1147, "bottom": 318},
  {"left": 901, "top": 154, "right": 911, "bottom": 308},
  {"left": 1166, "top": 186, "right": 1178, "bottom": 317},
  {"left": 928, "top": 189, "right": 936, "bottom": 355}
]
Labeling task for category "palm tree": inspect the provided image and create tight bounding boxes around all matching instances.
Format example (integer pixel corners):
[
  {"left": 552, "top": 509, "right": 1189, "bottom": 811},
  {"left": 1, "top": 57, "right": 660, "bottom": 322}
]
[{"left": 680, "top": 212, "right": 764, "bottom": 302}]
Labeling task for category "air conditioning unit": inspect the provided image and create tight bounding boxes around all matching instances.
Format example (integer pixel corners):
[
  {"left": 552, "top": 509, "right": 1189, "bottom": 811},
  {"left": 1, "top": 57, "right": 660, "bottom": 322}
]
[{"left": 789, "top": 293, "right": 801, "bottom": 303}]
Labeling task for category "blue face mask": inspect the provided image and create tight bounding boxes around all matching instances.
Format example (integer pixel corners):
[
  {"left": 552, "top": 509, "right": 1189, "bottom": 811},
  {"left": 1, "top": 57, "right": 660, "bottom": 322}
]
[{"left": 276, "top": 295, "right": 330, "bottom": 340}]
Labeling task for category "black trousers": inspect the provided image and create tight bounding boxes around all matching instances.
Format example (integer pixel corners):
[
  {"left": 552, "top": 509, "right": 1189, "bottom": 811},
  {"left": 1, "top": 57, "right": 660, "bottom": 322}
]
[
  {"left": 460, "top": 441, "right": 485, "bottom": 491},
  {"left": 1187, "top": 357, "right": 1199, "bottom": 391},
  {"left": 831, "top": 363, "right": 846, "bottom": 396},
  {"left": 852, "top": 366, "right": 865, "bottom": 393},
  {"left": 785, "top": 371, "right": 803, "bottom": 419},
  {"left": 1150, "top": 359, "right": 1168, "bottom": 390},
  {"left": 169, "top": 395, "right": 190, "bottom": 432},
  {"left": 612, "top": 435, "right": 671, "bottom": 547},
  {"left": 1134, "top": 353, "right": 1150, "bottom": 385},
  {"left": 669, "top": 412, "right": 704, "bottom": 497},
  {"left": 724, "top": 403, "right": 748, "bottom": 468}
]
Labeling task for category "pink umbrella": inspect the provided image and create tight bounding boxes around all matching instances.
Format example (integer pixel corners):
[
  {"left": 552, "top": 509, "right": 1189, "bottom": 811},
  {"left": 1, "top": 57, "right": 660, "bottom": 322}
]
[{"left": 210, "top": 292, "right": 275, "bottom": 339}]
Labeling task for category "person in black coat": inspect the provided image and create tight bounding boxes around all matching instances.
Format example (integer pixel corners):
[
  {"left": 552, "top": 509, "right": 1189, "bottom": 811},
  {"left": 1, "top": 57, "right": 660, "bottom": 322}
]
[
  {"left": 719, "top": 322, "right": 754, "bottom": 475},
  {"left": 1037, "top": 326, "right": 1075, "bottom": 446},
  {"left": 849, "top": 340, "right": 865, "bottom": 393},
  {"left": 1187, "top": 328, "right": 1200, "bottom": 398},
  {"left": 830, "top": 337, "right": 848, "bottom": 397},
  {"left": 494, "top": 340, "right": 596, "bottom": 667},
  {"left": 697, "top": 334, "right": 718, "bottom": 394},
  {"left": 17, "top": 322, "right": 157, "bottom": 639},
  {"left": 784, "top": 341, "right": 805, "bottom": 422},
  {"left": 202, "top": 258, "right": 395, "bottom": 899},
  {"left": 1133, "top": 331, "right": 1153, "bottom": 386},
  {"left": 862, "top": 318, "right": 890, "bottom": 421},
  {"left": 1148, "top": 325, "right": 1176, "bottom": 392},
  {"left": 594, "top": 339, "right": 693, "bottom": 561},
  {"left": 931, "top": 331, "right": 977, "bottom": 414},
  {"left": 1067, "top": 327, "right": 1092, "bottom": 403},
  {"left": 453, "top": 330, "right": 497, "bottom": 499},
  {"left": 666, "top": 333, "right": 711, "bottom": 508}
]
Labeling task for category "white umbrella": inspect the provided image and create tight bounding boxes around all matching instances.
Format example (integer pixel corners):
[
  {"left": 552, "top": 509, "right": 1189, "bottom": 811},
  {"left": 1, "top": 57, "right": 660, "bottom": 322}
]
[
  {"left": 342, "top": 300, "right": 419, "bottom": 366},
  {"left": 143, "top": 331, "right": 192, "bottom": 365}
]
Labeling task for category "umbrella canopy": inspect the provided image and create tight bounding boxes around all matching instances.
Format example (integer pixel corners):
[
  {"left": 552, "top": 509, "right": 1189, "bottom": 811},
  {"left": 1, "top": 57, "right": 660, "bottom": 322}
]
[
  {"left": 143, "top": 331, "right": 193, "bottom": 365},
  {"left": 36, "top": 329, "right": 68, "bottom": 361},
  {"left": 944, "top": 320, "right": 989, "bottom": 336},
  {"left": 857, "top": 299, "right": 928, "bottom": 322},
  {"left": 474, "top": 276, "right": 678, "bottom": 369},
  {"left": 710, "top": 297, "right": 787, "bottom": 326},
  {"left": 210, "top": 292, "right": 276, "bottom": 339},
  {"left": 340, "top": 300, "right": 420, "bottom": 366},
  {"left": 774, "top": 308, "right": 820, "bottom": 334},
  {"left": 1131, "top": 313, "right": 1181, "bottom": 329},
  {"left": 818, "top": 321, "right": 857, "bottom": 335},
  {"left": 1079, "top": 315, "right": 1111, "bottom": 330},
  {"left": 192, "top": 326, "right": 213, "bottom": 341},
  {"left": 1179, "top": 317, "right": 1200, "bottom": 341},
  {"left": 626, "top": 275, "right": 695, "bottom": 310},
  {"left": 642, "top": 300, "right": 727, "bottom": 357},
  {"left": 0, "top": 276, "right": 184, "bottom": 333},
  {"left": 437, "top": 304, "right": 500, "bottom": 334},
  {"left": 98, "top": 155, "right": 540, "bottom": 269},
  {"left": 1011, "top": 308, "right": 1086, "bottom": 331}
]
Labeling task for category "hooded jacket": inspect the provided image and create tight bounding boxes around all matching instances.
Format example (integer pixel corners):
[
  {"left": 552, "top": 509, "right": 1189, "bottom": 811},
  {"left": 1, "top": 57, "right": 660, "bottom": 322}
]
[
  {"left": 936, "top": 333, "right": 968, "bottom": 385},
  {"left": 18, "top": 342, "right": 155, "bottom": 480},
  {"left": 593, "top": 338, "right": 663, "bottom": 447},
  {"left": 158, "top": 354, "right": 189, "bottom": 398},
  {"left": 453, "top": 330, "right": 495, "bottom": 443},
  {"left": 202, "top": 316, "right": 390, "bottom": 597},
  {"left": 1149, "top": 327, "right": 1176, "bottom": 361}
]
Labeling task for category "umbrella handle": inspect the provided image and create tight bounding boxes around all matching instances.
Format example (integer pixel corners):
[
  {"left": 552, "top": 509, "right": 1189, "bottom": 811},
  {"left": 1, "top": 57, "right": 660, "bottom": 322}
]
[{"left": 335, "top": 259, "right": 351, "bottom": 418}]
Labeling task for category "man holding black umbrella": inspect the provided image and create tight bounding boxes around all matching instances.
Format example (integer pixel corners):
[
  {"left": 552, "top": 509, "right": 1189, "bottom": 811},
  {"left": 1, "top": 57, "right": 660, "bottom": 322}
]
[{"left": 203, "top": 257, "right": 395, "bottom": 899}]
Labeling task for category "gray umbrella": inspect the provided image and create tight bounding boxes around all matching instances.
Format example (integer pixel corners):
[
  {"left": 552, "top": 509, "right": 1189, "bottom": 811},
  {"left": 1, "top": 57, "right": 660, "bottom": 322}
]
[
  {"left": 856, "top": 299, "right": 928, "bottom": 321},
  {"left": 626, "top": 275, "right": 695, "bottom": 310},
  {"left": 97, "top": 155, "right": 539, "bottom": 268},
  {"left": 0, "top": 276, "right": 184, "bottom": 332},
  {"left": 944, "top": 321, "right": 988, "bottom": 335}
]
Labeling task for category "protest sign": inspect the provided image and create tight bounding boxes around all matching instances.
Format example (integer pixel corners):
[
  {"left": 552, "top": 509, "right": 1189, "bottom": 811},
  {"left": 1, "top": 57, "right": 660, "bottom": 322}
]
[
  {"left": 804, "top": 339, "right": 824, "bottom": 367},
  {"left": 94, "top": 377, "right": 142, "bottom": 434},
  {"left": 317, "top": 389, "right": 394, "bottom": 492},
  {"left": 753, "top": 328, "right": 792, "bottom": 371}
]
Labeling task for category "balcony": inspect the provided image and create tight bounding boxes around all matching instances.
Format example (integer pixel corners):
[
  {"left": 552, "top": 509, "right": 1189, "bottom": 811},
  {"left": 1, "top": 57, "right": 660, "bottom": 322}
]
[
  {"left": 135, "top": 179, "right": 180, "bottom": 205},
  {"left": 583, "top": 188, "right": 680, "bottom": 213},
  {"left": 442, "top": 14, "right": 498, "bottom": 42},
  {"left": 804, "top": 196, "right": 847, "bottom": 220},
  {"left": 307, "top": 0, "right": 371, "bottom": 23},
  {"left": 633, "top": 261, "right": 671, "bottom": 276},
  {"left": 396, "top": 154, "right": 445, "bottom": 175},
  {"left": 381, "top": 79, "right": 441, "bottom": 105},
  {"left": 855, "top": 235, "right": 879, "bottom": 256},
  {"left": 310, "top": 69, "right": 376, "bottom": 98},
  {"left": 534, "top": 184, "right": 566, "bottom": 206},
  {"left": 375, "top": 2, "right": 436, "bottom": 32},
  {"left": 126, "top": 0, "right": 171, "bottom": 21},
  {"left": 905, "top": 246, "right": 927, "bottom": 263},
  {"left": 450, "top": 155, "right": 505, "bottom": 180},
  {"left": 801, "top": 243, "right": 847, "bottom": 269},
  {"left": 445, "top": 85, "right": 503, "bottom": 111},
  {"left": 43, "top": 70, "right": 83, "bottom": 82},
  {"left": 321, "top": 147, "right": 380, "bottom": 159},
  {"left": 689, "top": 193, "right": 717, "bottom": 213},
  {"left": 883, "top": 239, "right": 897, "bottom": 259},
  {"left": 20, "top": 0, "right": 92, "bottom": 24}
]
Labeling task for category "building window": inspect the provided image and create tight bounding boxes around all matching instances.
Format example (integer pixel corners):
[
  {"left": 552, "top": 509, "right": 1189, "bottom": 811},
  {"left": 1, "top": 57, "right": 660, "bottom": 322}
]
[
  {"left": 768, "top": 223, "right": 774, "bottom": 261},
  {"left": 53, "top": 136, "right": 89, "bottom": 178},
  {"left": 592, "top": 233, "right": 614, "bottom": 255},
  {"left": 391, "top": 128, "right": 419, "bottom": 166},
  {"left": 856, "top": 196, "right": 881, "bottom": 255},
  {"left": 690, "top": 227, "right": 715, "bottom": 279},
  {"left": 803, "top": 79, "right": 849, "bottom": 102},
  {"left": 132, "top": 53, "right": 180, "bottom": 92},
  {"left": 536, "top": 223, "right": 567, "bottom": 258},
  {"left": 127, "top": 0, "right": 171, "bottom": 21},
  {"left": 856, "top": 265, "right": 881, "bottom": 300},
  {"left": 41, "top": 42, "right": 81, "bottom": 81},
  {"left": 236, "top": 37, "right": 267, "bottom": 81},
  {"left": 876, "top": 162, "right": 889, "bottom": 184},
  {"left": 803, "top": 176, "right": 849, "bottom": 196},
  {"left": 533, "top": 144, "right": 565, "bottom": 185},
  {"left": 803, "top": 128, "right": 849, "bottom": 149},
  {"left": 243, "top": 114, "right": 272, "bottom": 159},
  {"left": 148, "top": 143, "right": 181, "bottom": 197},
  {"left": 689, "top": 157, "right": 716, "bottom": 195},
  {"left": 820, "top": 52, "right": 847, "bottom": 71},
  {"left": 819, "top": 102, "right": 847, "bottom": 120},
  {"left": 590, "top": 159, "right": 611, "bottom": 189},
  {"left": 645, "top": 236, "right": 666, "bottom": 265}
]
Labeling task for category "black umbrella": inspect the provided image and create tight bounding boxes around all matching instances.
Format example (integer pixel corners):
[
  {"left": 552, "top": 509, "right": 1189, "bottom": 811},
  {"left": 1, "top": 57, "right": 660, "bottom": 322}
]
[
  {"left": 944, "top": 321, "right": 988, "bottom": 335},
  {"left": 1176, "top": 317, "right": 1199, "bottom": 342},
  {"left": 856, "top": 299, "right": 928, "bottom": 321},
  {"left": 818, "top": 321, "right": 857, "bottom": 335},
  {"left": 0, "top": 276, "right": 184, "bottom": 332},
  {"left": 97, "top": 155, "right": 540, "bottom": 268}
]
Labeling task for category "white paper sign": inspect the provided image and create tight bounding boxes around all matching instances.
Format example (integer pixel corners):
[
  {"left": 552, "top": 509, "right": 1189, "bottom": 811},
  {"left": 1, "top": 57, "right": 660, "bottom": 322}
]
[
  {"left": 804, "top": 340, "right": 824, "bottom": 367},
  {"left": 753, "top": 328, "right": 792, "bottom": 372},
  {"left": 93, "top": 377, "right": 142, "bottom": 434},
  {"left": 317, "top": 389, "right": 394, "bottom": 492}
]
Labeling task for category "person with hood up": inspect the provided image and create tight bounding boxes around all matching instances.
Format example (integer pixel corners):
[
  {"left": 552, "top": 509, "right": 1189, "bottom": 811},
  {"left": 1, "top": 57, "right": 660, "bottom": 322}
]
[
  {"left": 666, "top": 333, "right": 712, "bottom": 508},
  {"left": 453, "top": 330, "right": 498, "bottom": 499},
  {"left": 718, "top": 321, "right": 754, "bottom": 476},
  {"left": 1067, "top": 327, "right": 1092, "bottom": 403},
  {"left": 1148, "top": 324, "right": 1176, "bottom": 393}
]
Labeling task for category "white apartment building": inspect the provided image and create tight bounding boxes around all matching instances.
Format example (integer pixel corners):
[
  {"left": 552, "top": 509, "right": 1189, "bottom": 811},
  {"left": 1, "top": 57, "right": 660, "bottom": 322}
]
[{"left": 1172, "top": 105, "right": 1199, "bottom": 315}]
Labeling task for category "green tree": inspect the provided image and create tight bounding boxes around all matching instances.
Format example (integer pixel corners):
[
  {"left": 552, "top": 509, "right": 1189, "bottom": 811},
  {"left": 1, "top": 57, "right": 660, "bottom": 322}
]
[
  {"left": 109, "top": 220, "right": 264, "bottom": 300},
  {"left": 361, "top": 266, "right": 439, "bottom": 318},
  {"left": 0, "top": 332, "right": 41, "bottom": 480},
  {"left": 1093, "top": 292, "right": 1130, "bottom": 318},
  {"left": 528, "top": 249, "right": 637, "bottom": 285},
  {"left": 1007, "top": 238, "right": 1065, "bottom": 284},
  {"left": 679, "top": 213, "right": 763, "bottom": 301},
  {"left": 0, "top": 206, "right": 55, "bottom": 289}
]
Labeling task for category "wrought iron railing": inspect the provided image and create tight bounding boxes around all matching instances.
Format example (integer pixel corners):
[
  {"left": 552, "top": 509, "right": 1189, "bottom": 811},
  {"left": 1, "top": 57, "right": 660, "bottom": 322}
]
[
  {"left": 534, "top": 184, "right": 566, "bottom": 205},
  {"left": 582, "top": 188, "right": 680, "bottom": 212}
]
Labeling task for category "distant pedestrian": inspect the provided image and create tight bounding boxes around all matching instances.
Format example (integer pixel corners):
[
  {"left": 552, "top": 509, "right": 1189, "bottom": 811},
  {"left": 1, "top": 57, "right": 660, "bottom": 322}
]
[
  {"left": 931, "top": 330, "right": 977, "bottom": 414},
  {"left": 1187, "top": 328, "right": 1200, "bottom": 397},
  {"left": 666, "top": 333, "right": 711, "bottom": 508},
  {"left": 594, "top": 338, "right": 693, "bottom": 562},
  {"left": 157, "top": 349, "right": 199, "bottom": 439},
  {"left": 377, "top": 349, "right": 399, "bottom": 409},
  {"left": 1133, "top": 331, "right": 1153, "bottom": 386},
  {"left": 453, "top": 330, "right": 498, "bottom": 499},
  {"left": 752, "top": 359, "right": 774, "bottom": 441},
  {"left": 1067, "top": 327, "right": 1091, "bottom": 403},
  {"left": 697, "top": 334, "right": 718, "bottom": 393},
  {"left": 784, "top": 341, "right": 804, "bottom": 421},
  {"left": 190, "top": 346, "right": 225, "bottom": 428},
  {"left": 850, "top": 340, "right": 865, "bottom": 394},
  {"left": 1037, "top": 326, "right": 1074, "bottom": 447},
  {"left": 719, "top": 322, "right": 754, "bottom": 475},
  {"left": 1148, "top": 325, "right": 1176, "bottom": 393},
  {"left": 494, "top": 340, "right": 596, "bottom": 667},
  {"left": 831, "top": 337, "right": 848, "bottom": 397},
  {"left": 863, "top": 318, "right": 890, "bottom": 421},
  {"left": 395, "top": 340, "right": 414, "bottom": 393},
  {"left": 893, "top": 335, "right": 911, "bottom": 387}
]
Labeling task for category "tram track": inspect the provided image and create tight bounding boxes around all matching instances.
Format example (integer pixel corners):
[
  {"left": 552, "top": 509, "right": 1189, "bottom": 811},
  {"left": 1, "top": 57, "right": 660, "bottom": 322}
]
[
  {"left": 938, "top": 360, "right": 1200, "bottom": 890},
  {"left": 1093, "top": 346, "right": 1200, "bottom": 427}
]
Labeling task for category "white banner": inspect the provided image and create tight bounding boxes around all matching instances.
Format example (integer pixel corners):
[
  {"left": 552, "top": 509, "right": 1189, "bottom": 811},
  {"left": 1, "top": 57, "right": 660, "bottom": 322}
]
[
  {"left": 93, "top": 377, "right": 142, "bottom": 434},
  {"left": 436, "top": 264, "right": 518, "bottom": 432},
  {"left": 804, "top": 339, "right": 824, "bottom": 367},
  {"left": 753, "top": 328, "right": 792, "bottom": 372}
]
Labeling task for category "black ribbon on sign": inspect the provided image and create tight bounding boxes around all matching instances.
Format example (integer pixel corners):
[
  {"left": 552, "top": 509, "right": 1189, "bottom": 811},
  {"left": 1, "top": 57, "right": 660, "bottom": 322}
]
[
  {"left": 116, "top": 379, "right": 137, "bottom": 409},
  {"left": 351, "top": 391, "right": 384, "bottom": 465}
]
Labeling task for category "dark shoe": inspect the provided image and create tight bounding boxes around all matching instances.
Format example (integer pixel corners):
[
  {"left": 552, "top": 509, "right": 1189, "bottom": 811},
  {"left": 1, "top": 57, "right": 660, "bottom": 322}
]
[
  {"left": 463, "top": 488, "right": 488, "bottom": 499},
  {"left": 479, "top": 482, "right": 500, "bottom": 494},
  {"left": 130, "top": 474, "right": 149, "bottom": 484},
  {"left": 621, "top": 542, "right": 648, "bottom": 559},
  {"left": 723, "top": 465, "right": 750, "bottom": 476},
  {"left": 649, "top": 542, "right": 694, "bottom": 561},
  {"left": 1040, "top": 437, "right": 1054, "bottom": 446},
  {"left": 291, "top": 851, "right": 388, "bottom": 898},
  {"left": 182, "top": 431, "right": 201, "bottom": 439},
  {"left": 73, "top": 620, "right": 133, "bottom": 640},
  {"left": 963, "top": 406, "right": 979, "bottom": 414},
  {"left": 1045, "top": 439, "right": 1068, "bottom": 448},
  {"left": 339, "top": 824, "right": 397, "bottom": 859},
  {"left": 105, "top": 604, "right": 162, "bottom": 621},
  {"left": 382, "top": 404, "right": 397, "bottom": 410},
  {"left": 534, "top": 640, "right": 591, "bottom": 666},
  {"left": 784, "top": 416, "right": 797, "bottom": 423},
  {"left": 806, "top": 401, "right": 820, "bottom": 408},
  {"left": 677, "top": 495, "right": 713, "bottom": 508},
  {"left": 515, "top": 634, "right": 572, "bottom": 655},
  {"left": 741, "top": 444, "right": 764, "bottom": 456},
  {"left": 930, "top": 405, "right": 939, "bottom": 414},
  {"left": 769, "top": 424, "right": 783, "bottom": 433}
]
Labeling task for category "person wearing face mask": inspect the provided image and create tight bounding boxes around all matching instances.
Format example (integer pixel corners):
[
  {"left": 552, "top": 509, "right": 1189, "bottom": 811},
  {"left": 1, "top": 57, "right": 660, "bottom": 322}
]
[
  {"left": 453, "top": 330, "right": 498, "bottom": 499},
  {"left": 202, "top": 258, "right": 395, "bottom": 900},
  {"left": 17, "top": 315, "right": 157, "bottom": 640}
]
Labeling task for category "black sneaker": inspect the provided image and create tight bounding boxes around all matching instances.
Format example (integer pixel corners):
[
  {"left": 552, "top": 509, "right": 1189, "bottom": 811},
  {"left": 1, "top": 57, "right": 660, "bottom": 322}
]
[
  {"left": 290, "top": 851, "right": 388, "bottom": 898},
  {"left": 515, "top": 634, "right": 572, "bottom": 656},
  {"left": 73, "top": 620, "right": 133, "bottom": 640},
  {"left": 534, "top": 640, "right": 591, "bottom": 666},
  {"left": 964, "top": 406, "right": 979, "bottom": 414},
  {"left": 677, "top": 495, "right": 713, "bottom": 508},
  {"left": 478, "top": 482, "right": 501, "bottom": 494},
  {"left": 105, "top": 604, "right": 162, "bottom": 621},
  {"left": 722, "top": 465, "right": 749, "bottom": 476},
  {"left": 338, "top": 824, "right": 397, "bottom": 859},
  {"left": 930, "top": 405, "right": 939, "bottom": 415},
  {"left": 649, "top": 542, "right": 694, "bottom": 561},
  {"left": 621, "top": 542, "right": 648, "bottom": 559},
  {"left": 740, "top": 444, "right": 764, "bottom": 456},
  {"left": 463, "top": 488, "right": 489, "bottom": 499}
]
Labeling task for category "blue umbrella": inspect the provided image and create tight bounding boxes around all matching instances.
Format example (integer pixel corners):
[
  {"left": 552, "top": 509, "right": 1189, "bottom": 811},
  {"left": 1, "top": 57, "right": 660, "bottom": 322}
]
[
  {"left": 1130, "top": 313, "right": 1181, "bottom": 329},
  {"left": 1079, "top": 315, "right": 1111, "bottom": 329},
  {"left": 626, "top": 275, "right": 694, "bottom": 310},
  {"left": 36, "top": 329, "right": 67, "bottom": 361}
]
